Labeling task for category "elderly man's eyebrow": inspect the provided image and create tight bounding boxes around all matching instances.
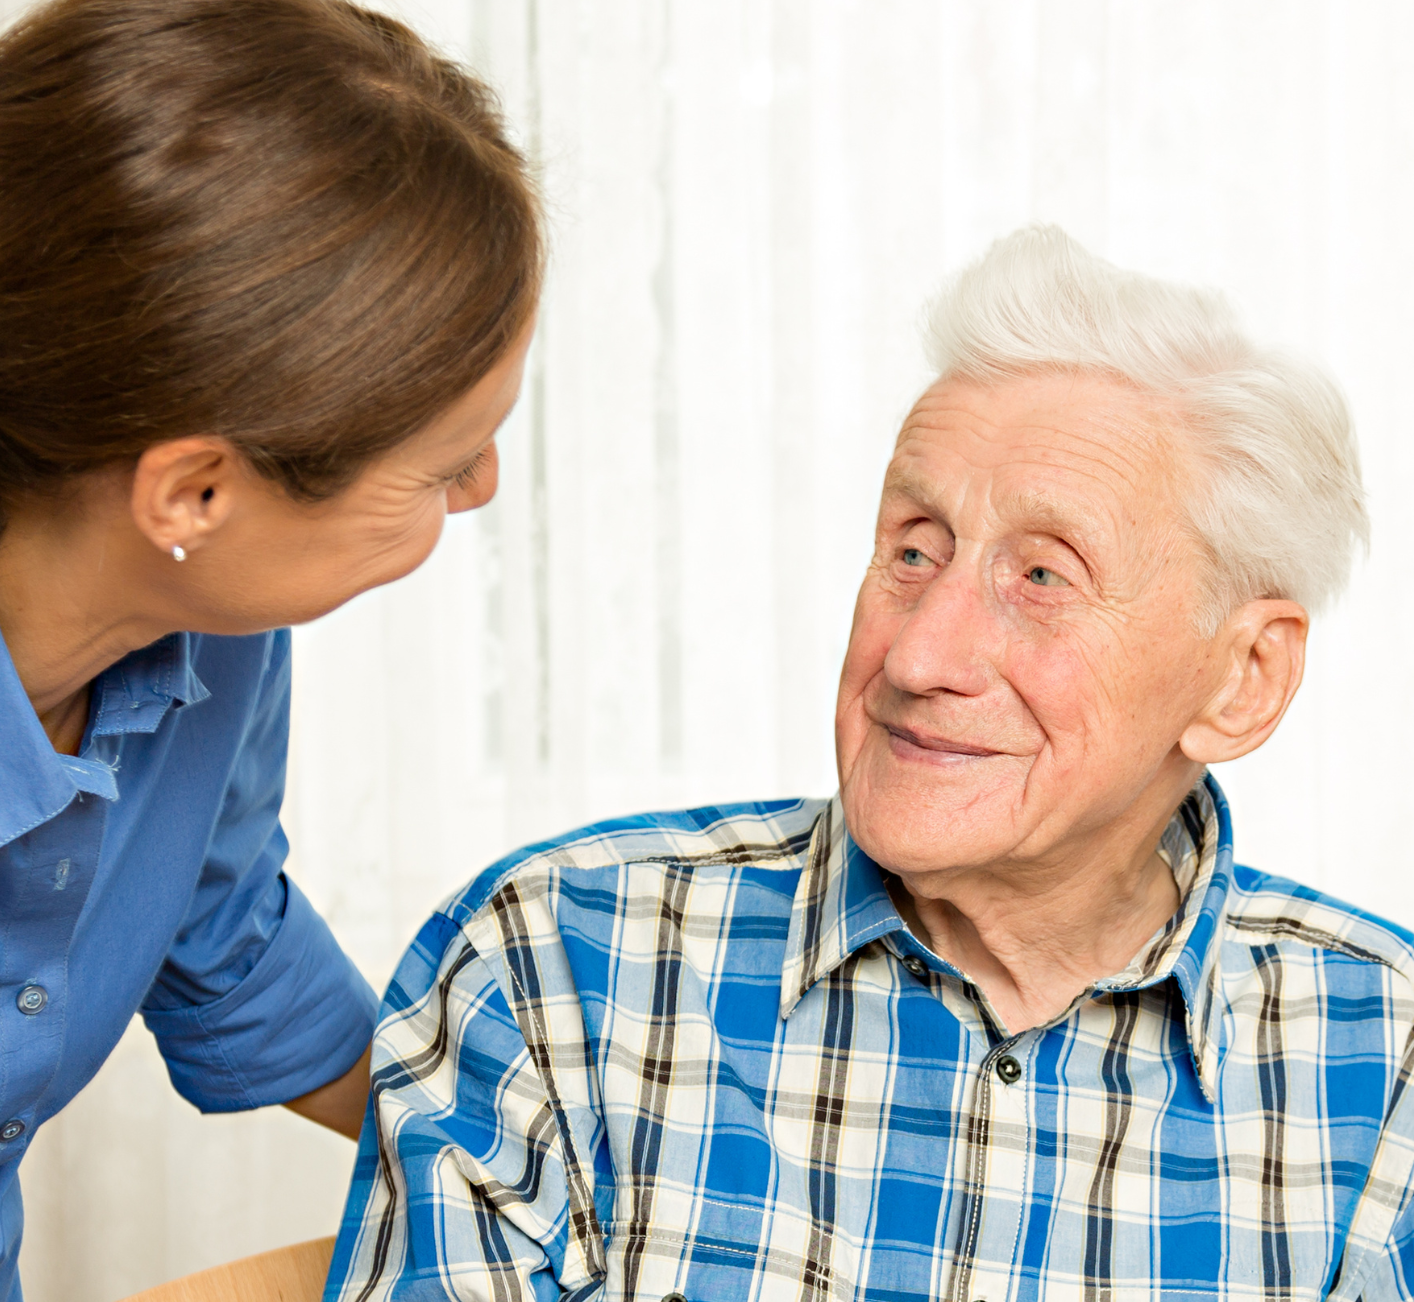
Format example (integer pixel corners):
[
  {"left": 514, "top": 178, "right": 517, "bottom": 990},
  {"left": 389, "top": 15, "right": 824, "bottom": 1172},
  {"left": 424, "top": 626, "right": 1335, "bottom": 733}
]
[
  {"left": 882, "top": 472, "right": 1109, "bottom": 547},
  {"left": 881, "top": 467, "right": 950, "bottom": 516},
  {"left": 1000, "top": 489, "right": 1110, "bottom": 552}
]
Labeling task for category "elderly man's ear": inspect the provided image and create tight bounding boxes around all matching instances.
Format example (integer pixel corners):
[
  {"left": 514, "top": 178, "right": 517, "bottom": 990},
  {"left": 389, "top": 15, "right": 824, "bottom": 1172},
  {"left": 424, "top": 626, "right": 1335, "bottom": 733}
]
[{"left": 1179, "top": 600, "right": 1309, "bottom": 764}]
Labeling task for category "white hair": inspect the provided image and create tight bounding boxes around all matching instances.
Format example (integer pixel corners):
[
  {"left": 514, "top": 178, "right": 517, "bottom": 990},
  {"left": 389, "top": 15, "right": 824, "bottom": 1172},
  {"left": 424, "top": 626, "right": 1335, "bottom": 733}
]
[{"left": 923, "top": 225, "right": 1369, "bottom": 631}]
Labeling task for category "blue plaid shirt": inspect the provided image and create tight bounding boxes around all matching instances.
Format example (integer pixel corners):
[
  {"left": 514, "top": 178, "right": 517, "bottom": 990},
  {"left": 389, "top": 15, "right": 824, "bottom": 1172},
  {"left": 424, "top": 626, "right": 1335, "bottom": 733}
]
[{"left": 327, "top": 776, "right": 1414, "bottom": 1300}]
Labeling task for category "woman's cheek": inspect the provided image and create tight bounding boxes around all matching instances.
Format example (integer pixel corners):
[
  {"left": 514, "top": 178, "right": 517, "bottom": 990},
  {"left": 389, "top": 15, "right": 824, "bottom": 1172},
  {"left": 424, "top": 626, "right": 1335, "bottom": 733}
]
[
  {"left": 357, "top": 497, "right": 448, "bottom": 589},
  {"left": 405, "top": 502, "right": 451, "bottom": 573}
]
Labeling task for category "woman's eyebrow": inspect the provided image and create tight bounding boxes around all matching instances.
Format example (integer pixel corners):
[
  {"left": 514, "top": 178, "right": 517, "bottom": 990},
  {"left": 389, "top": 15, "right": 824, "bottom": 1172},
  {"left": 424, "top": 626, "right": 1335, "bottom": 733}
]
[{"left": 439, "top": 406, "right": 518, "bottom": 477}]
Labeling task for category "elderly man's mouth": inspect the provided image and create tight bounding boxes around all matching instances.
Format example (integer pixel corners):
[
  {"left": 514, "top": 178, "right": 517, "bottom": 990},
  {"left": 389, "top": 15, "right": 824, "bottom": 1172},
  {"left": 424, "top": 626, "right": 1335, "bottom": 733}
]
[{"left": 884, "top": 725, "right": 1003, "bottom": 762}]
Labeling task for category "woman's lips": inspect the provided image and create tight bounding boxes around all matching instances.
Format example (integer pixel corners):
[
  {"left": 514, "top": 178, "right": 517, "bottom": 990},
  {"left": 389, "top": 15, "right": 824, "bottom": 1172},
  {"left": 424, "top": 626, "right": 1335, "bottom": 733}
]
[{"left": 885, "top": 725, "right": 1002, "bottom": 762}]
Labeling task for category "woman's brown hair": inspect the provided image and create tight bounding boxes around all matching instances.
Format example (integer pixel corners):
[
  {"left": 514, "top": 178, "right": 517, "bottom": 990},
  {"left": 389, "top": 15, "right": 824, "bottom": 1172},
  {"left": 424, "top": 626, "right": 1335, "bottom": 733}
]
[{"left": 0, "top": 0, "right": 543, "bottom": 511}]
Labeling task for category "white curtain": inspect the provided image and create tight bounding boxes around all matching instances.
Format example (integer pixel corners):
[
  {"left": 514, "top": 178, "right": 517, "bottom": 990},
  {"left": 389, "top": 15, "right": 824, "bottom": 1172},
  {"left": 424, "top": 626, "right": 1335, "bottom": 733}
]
[{"left": 11, "top": 1, "right": 1414, "bottom": 1296}]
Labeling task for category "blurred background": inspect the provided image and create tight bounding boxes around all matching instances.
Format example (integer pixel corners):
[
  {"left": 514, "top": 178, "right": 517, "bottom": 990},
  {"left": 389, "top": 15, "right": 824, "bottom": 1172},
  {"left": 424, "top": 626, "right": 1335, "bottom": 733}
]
[{"left": 3, "top": 0, "right": 1411, "bottom": 1296}]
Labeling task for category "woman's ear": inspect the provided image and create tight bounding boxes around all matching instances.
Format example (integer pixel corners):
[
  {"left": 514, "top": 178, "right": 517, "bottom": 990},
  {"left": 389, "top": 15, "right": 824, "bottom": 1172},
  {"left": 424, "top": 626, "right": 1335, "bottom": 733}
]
[
  {"left": 129, "top": 436, "right": 241, "bottom": 558},
  {"left": 1180, "top": 599, "right": 1308, "bottom": 764}
]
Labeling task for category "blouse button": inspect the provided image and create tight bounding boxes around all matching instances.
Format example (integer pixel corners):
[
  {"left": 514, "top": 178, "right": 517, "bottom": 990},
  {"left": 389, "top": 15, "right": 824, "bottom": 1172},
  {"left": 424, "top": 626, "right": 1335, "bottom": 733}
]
[
  {"left": 16, "top": 985, "right": 48, "bottom": 1016},
  {"left": 0, "top": 1120, "right": 25, "bottom": 1143}
]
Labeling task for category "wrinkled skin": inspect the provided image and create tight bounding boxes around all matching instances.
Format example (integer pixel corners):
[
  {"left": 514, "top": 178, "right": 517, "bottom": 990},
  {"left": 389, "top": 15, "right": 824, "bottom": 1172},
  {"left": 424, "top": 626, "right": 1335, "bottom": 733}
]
[{"left": 836, "top": 372, "right": 1306, "bottom": 1031}]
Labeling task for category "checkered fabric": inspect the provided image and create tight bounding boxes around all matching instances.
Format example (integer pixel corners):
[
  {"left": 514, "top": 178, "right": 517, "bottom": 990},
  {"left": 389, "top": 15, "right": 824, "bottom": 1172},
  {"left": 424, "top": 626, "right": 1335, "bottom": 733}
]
[{"left": 325, "top": 775, "right": 1414, "bottom": 1301}]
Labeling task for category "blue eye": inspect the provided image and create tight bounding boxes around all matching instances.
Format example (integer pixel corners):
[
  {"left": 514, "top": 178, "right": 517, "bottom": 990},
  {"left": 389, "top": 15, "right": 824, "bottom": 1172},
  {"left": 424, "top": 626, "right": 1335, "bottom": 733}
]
[
  {"left": 1028, "top": 566, "right": 1068, "bottom": 587},
  {"left": 902, "top": 548, "right": 929, "bottom": 567}
]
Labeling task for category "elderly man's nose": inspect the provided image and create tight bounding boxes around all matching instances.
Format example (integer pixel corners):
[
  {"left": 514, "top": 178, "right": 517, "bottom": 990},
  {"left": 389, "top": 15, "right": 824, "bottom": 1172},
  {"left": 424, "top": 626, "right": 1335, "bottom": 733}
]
[{"left": 882, "top": 573, "right": 992, "bottom": 697}]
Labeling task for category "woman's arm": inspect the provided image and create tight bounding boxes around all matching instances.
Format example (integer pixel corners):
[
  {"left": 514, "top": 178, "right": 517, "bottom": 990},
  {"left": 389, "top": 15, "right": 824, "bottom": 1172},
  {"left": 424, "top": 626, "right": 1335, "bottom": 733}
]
[
  {"left": 141, "top": 632, "right": 378, "bottom": 1120},
  {"left": 283, "top": 1043, "right": 372, "bottom": 1140}
]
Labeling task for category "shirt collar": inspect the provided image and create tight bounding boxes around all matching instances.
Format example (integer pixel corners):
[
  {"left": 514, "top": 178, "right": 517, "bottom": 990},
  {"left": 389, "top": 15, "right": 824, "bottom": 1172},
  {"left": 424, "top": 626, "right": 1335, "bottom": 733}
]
[
  {"left": 89, "top": 631, "right": 211, "bottom": 737},
  {"left": 1159, "top": 773, "right": 1235, "bottom": 1101},
  {"left": 0, "top": 628, "right": 210, "bottom": 848},
  {"left": 780, "top": 797, "right": 904, "bottom": 1017},
  {"left": 779, "top": 775, "right": 1237, "bottom": 1102}
]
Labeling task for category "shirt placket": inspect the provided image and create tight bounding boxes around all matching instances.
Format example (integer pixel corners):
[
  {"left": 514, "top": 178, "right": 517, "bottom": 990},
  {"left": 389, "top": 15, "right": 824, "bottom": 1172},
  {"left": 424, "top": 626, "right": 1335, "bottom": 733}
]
[
  {"left": 924, "top": 967, "right": 1035, "bottom": 1302},
  {"left": 951, "top": 1033, "right": 1036, "bottom": 1302},
  {"left": 0, "top": 792, "right": 107, "bottom": 1168}
]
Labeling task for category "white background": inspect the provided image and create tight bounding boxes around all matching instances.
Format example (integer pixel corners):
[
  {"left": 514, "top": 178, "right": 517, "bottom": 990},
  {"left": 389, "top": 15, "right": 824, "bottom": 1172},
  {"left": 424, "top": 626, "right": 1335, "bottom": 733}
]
[{"left": 5, "top": 1, "right": 1412, "bottom": 1297}]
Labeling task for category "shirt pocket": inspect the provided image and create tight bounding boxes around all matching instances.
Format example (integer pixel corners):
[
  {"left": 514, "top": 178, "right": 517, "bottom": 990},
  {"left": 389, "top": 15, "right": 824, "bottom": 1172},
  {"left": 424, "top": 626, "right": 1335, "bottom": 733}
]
[{"left": 603, "top": 1199, "right": 783, "bottom": 1301}]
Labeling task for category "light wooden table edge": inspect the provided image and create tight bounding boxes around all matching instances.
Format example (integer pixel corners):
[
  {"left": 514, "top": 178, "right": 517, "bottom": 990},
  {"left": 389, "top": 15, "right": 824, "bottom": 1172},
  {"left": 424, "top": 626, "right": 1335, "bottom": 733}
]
[{"left": 115, "top": 1235, "right": 336, "bottom": 1302}]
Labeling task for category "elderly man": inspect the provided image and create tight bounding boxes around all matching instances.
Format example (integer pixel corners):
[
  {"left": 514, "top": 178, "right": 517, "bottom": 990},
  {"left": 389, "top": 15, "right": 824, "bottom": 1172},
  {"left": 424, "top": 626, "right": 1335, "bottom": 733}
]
[{"left": 327, "top": 228, "right": 1407, "bottom": 1301}]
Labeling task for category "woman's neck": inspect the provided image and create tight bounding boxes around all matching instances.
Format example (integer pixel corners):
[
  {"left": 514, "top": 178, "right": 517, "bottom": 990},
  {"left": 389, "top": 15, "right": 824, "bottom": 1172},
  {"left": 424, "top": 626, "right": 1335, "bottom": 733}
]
[{"left": 0, "top": 482, "right": 171, "bottom": 745}]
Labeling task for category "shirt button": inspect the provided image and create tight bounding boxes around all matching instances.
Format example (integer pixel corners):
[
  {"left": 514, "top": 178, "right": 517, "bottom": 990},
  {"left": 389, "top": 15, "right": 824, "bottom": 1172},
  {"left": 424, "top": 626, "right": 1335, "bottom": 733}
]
[
  {"left": 0, "top": 1121, "right": 25, "bottom": 1143},
  {"left": 902, "top": 956, "right": 927, "bottom": 977},
  {"left": 995, "top": 1054, "right": 1022, "bottom": 1084},
  {"left": 663, "top": 1294, "right": 688, "bottom": 1302},
  {"left": 16, "top": 985, "right": 48, "bottom": 1016}
]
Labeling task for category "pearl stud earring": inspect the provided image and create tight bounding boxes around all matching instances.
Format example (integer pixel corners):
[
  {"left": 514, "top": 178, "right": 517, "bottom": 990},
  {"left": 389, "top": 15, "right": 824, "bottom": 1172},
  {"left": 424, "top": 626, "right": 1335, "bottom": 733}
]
[{"left": 172, "top": 545, "right": 187, "bottom": 562}]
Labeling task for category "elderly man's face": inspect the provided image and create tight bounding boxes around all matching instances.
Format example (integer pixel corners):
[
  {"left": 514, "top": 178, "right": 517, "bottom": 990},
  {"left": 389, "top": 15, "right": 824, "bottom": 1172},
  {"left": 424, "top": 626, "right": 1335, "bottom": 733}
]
[{"left": 837, "top": 372, "right": 1220, "bottom": 877}]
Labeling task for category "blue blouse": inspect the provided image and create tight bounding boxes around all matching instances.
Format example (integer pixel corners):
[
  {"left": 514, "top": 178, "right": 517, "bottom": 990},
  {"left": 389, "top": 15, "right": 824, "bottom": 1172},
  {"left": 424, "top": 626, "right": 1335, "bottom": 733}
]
[{"left": 0, "top": 626, "right": 377, "bottom": 1299}]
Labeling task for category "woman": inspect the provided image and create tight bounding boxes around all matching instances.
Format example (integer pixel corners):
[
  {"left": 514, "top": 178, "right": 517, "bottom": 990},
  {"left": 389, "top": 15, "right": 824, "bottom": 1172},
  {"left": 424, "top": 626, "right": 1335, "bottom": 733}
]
[{"left": 0, "top": 0, "right": 541, "bottom": 1292}]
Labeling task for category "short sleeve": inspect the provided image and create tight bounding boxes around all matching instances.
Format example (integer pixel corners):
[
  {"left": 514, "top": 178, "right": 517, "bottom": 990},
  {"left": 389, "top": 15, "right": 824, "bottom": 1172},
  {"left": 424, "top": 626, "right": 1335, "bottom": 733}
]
[{"left": 141, "top": 629, "right": 377, "bottom": 1111}]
